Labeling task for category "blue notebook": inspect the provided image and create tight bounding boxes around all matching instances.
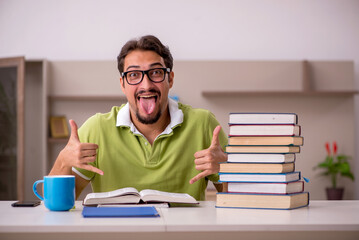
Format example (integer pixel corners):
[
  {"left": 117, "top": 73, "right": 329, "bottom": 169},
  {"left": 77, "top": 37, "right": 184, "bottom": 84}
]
[{"left": 82, "top": 206, "right": 160, "bottom": 218}]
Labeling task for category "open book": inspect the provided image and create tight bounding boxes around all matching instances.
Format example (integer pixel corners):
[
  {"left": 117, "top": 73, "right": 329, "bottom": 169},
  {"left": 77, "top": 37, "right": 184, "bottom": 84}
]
[{"left": 83, "top": 187, "right": 199, "bottom": 206}]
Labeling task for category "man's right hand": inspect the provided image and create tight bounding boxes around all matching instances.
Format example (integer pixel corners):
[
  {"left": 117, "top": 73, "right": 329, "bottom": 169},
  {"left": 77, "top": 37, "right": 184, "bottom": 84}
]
[{"left": 58, "top": 119, "right": 103, "bottom": 175}]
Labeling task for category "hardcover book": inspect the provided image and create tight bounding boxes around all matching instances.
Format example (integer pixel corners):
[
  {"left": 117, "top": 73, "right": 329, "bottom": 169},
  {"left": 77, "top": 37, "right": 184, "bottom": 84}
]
[
  {"left": 229, "top": 124, "right": 301, "bottom": 136},
  {"left": 223, "top": 181, "right": 304, "bottom": 194},
  {"left": 228, "top": 136, "right": 303, "bottom": 146},
  {"left": 219, "top": 171, "right": 301, "bottom": 183},
  {"left": 229, "top": 113, "right": 298, "bottom": 125},
  {"left": 216, "top": 192, "right": 309, "bottom": 210},
  {"left": 227, "top": 153, "right": 296, "bottom": 163},
  {"left": 219, "top": 162, "right": 295, "bottom": 173},
  {"left": 225, "top": 145, "right": 300, "bottom": 154},
  {"left": 82, "top": 206, "right": 160, "bottom": 218}
]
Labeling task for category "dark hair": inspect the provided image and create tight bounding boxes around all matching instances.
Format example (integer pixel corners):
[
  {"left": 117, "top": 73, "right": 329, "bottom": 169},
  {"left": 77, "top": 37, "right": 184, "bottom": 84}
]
[{"left": 117, "top": 35, "right": 173, "bottom": 74}]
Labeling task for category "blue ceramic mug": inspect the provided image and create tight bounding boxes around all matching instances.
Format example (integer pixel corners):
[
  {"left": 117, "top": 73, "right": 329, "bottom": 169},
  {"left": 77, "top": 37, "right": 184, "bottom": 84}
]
[{"left": 33, "top": 175, "right": 75, "bottom": 211}]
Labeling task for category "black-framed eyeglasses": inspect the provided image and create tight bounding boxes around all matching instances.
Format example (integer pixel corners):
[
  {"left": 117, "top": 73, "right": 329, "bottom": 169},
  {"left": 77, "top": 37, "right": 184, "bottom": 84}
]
[{"left": 121, "top": 68, "right": 170, "bottom": 85}]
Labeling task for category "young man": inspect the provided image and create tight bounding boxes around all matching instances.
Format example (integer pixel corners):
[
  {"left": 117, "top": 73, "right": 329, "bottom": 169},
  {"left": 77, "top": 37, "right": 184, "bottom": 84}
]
[{"left": 49, "top": 35, "right": 228, "bottom": 200}]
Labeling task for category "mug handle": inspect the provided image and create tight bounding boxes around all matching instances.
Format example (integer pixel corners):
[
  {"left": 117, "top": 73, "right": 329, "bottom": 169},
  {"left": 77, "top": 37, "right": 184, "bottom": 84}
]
[{"left": 33, "top": 180, "right": 44, "bottom": 201}]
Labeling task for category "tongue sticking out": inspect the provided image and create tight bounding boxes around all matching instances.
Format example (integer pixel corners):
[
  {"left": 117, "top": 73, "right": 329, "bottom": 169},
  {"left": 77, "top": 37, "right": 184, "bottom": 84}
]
[{"left": 139, "top": 97, "right": 156, "bottom": 115}]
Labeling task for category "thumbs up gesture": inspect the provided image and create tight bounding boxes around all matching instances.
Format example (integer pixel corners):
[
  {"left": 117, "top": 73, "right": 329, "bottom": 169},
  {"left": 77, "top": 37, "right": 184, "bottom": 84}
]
[
  {"left": 189, "top": 125, "right": 227, "bottom": 184},
  {"left": 57, "top": 120, "right": 103, "bottom": 175}
]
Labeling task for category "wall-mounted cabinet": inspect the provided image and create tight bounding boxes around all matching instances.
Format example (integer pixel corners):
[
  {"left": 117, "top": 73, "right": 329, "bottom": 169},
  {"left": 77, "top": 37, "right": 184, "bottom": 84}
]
[
  {"left": 196, "top": 61, "right": 356, "bottom": 96},
  {"left": 0, "top": 57, "right": 47, "bottom": 201},
  {"left": 0, "top": 57, "right": 25, "bottom": 201}
]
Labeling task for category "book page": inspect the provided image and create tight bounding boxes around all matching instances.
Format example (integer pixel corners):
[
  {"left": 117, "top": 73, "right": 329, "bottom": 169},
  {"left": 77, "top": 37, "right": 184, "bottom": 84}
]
[
  {"left": 139, "top": 189, "right": 198, "bottom": 203},
  {"left": 85, "top": 187, "right": 139, "bottom": 200}
]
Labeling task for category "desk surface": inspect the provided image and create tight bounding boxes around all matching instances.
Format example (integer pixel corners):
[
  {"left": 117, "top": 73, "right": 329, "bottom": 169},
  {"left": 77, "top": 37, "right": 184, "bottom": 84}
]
[{"left": 1, "top": 200, "right": 359, "bottom": 233}]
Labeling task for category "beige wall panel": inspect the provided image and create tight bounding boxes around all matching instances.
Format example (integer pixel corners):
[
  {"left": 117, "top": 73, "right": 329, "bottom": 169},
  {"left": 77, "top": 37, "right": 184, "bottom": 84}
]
[
  {"left": 173, "top": 61, "right": 305, "bottom": 91},
  {"left": 308, "top": 61, "right": 354, "bottom": 91},
  {"left": 48, "top": 61, "right": 123, "bottom": 96}
]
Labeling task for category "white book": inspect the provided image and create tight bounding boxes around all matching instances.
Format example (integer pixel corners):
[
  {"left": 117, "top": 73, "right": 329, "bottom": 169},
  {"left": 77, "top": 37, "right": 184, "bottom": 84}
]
[
  {"left": 225, "top": 181, "right": 304, "bottom": 194},
  {"left": 219, "top": 172, "right": 301, "bottom": 183},
  {"left": 225, "top": 145, "right": 300, "bottom": 154},
  {"left": 229, "top": 113, "right": 297, "bottom": 124},
  {"left": 229, "top": 124, "right": 301, "bottom": 136},
  {"left": 227, "top": 153, "right": 295, "bottom": 163},
  {"left": 83, "top": 187, "right": 198, "bottom": 206}
]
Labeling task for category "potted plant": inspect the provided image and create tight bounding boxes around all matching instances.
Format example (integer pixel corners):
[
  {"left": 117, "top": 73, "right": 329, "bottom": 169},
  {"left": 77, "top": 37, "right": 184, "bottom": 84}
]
[{"left": 314, "top": 142, "right": 355, "bottom": 200}]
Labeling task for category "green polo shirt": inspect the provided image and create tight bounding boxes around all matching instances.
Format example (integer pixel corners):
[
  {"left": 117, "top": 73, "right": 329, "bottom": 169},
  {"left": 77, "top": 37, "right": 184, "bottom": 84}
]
[{"left": 73, "top": 99, "right": 227, "bottom": 200}]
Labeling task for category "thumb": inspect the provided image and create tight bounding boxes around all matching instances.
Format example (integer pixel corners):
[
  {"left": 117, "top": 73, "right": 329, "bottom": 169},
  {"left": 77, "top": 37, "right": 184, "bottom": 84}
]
[
  {"left": 69, "top": 119, "right": 80, "bottom": 142},
  {"left": 210, "top": 125, "right": 222, "bottom": 148}
]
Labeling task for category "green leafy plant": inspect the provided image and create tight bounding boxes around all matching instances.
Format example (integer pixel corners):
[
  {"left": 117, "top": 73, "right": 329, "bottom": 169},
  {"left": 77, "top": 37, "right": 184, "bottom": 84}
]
[{"left": 314, "top": 142, "right": 354, "bottom": 188}]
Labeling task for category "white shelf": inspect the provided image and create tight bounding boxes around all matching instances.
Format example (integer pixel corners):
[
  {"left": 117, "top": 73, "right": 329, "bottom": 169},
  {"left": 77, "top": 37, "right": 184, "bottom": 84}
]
[
  {"left": 202, "top": 90, "right": 359, "bottom": 97},
  {"left": 48, "top": 137, "right": 68, "bottom": 144},
  {"left": 49, "top": 95, "right": 127, "bottom": 101}
]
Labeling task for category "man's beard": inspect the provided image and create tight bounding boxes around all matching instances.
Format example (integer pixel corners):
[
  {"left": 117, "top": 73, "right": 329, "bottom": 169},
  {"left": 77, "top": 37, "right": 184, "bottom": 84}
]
[
  {"left": 136, "top": 109, "right": 162, "bottom": 124},
  {"left": 135, "top": 89, "right": 162, "bottom": 124}
]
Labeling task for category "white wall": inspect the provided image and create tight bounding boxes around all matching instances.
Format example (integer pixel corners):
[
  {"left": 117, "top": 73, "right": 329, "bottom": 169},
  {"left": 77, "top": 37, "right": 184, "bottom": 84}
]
[
  {"left": 1, "top": 0, "right": 358, "bottom": 61},
  {"left": 1, "top": 0, "right": 359, "bottom": 199}
]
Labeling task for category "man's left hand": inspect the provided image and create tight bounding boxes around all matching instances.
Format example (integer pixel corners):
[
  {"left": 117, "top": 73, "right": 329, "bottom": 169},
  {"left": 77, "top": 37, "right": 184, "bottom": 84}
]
[{"left": 189, "top": 125, "right": 227, "bottom": 184}]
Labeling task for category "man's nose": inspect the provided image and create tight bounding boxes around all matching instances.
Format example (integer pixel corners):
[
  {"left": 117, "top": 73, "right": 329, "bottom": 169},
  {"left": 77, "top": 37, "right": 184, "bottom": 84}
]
[{"left": 140, "top": 73, "right": 154, "bottom": 87}]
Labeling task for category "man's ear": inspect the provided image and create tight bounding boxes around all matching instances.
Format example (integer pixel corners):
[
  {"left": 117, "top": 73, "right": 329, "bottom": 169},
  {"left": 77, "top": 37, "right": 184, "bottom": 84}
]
[
  {"left": 120, "top": 77, "right": 126, "bottom": 93},
  {"left": 168, "top": 71, "right": 174, "bottom": 89}
]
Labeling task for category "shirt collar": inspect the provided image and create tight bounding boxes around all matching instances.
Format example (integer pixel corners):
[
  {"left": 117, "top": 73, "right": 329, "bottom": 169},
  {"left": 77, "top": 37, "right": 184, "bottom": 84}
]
[{"left": 116, "top": 98, "right": 184, "bottom": 136}]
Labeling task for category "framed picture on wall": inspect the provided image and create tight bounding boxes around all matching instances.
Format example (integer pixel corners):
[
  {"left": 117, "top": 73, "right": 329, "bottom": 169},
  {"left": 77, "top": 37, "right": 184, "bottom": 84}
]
[{"left": 50, "top": 116, "right": 69, "bottom": 138}]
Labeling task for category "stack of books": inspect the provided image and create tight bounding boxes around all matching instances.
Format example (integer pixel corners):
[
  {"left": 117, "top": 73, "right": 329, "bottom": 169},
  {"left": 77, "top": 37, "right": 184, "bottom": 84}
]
[{"left": 216, "top": 113, "right": 309, "bottom": 210}]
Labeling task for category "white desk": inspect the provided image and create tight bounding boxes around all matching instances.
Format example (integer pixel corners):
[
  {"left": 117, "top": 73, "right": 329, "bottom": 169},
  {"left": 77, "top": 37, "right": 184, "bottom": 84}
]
[{"left": 1, "top": 200, "right": 359, "bottom": 240}]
